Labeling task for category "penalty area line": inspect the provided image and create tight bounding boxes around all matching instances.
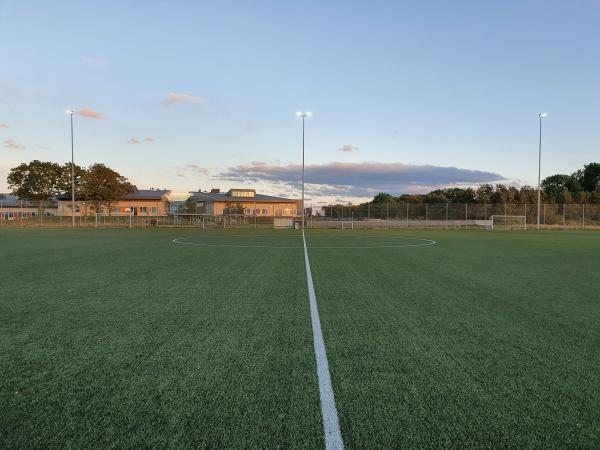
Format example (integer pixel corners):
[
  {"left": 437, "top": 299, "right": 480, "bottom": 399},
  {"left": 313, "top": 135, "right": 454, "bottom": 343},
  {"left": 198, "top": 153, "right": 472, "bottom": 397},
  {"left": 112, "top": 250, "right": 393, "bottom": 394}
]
[{"left": 302, "top": 230, "right": 344, "bottom": 450}]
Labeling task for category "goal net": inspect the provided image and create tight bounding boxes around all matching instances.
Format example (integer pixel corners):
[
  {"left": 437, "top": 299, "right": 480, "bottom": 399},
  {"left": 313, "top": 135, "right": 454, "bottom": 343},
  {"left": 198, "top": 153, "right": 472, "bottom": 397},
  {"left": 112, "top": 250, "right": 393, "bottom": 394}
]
[{"left": 490, "top": 215, "right": 527, "bottom": 230}]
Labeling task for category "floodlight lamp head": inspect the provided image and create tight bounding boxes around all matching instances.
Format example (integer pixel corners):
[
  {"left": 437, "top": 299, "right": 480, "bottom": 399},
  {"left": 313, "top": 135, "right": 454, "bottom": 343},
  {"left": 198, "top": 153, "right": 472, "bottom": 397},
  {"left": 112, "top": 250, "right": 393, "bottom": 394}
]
[
  {"left": 66, "top": 109, "right": 74, "bottom": 115},
  {"left": 296, "top": 111, "right": 312, "bottom": 118},
  {"left": 539, "top": 112, "right": 547, "bottom": 118}
]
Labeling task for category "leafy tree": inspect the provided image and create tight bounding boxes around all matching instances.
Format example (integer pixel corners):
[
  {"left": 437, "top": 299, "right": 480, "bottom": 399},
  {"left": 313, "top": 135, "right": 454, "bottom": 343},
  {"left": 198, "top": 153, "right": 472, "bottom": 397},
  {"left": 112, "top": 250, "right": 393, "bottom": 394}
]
[
  {"left": 580, "top": 163, "right": 600, "bottom": 192},
  {"left": 518, "top": 185, "right": 536, "bottom": 204},
  {"left": 475, "top": 184, "right": 494, "bottom": 203},
  {"left": 7, "top": 160, "right": 63, "bottom": 224},
  {"left": 372, "top": 192, "right": 394, "bottom": 203},
  {"left": 58, "top": 163, "right": 91, "bottom": 214},
  {"left": 82, "top": 163, "right": 135, "bottom": 214},
  {"left": 223, "top": 202, "right": 245, "bottom": 215}
]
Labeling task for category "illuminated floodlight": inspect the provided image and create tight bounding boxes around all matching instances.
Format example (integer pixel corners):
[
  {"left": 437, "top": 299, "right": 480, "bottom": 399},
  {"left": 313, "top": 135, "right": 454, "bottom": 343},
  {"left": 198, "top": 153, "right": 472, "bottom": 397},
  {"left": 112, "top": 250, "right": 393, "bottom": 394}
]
[
  {"left": 66, "top": 109, "right": 74, "bottom": 115},
  {"left": 539, "top": 112, "right": 547, "bottom": 118}
]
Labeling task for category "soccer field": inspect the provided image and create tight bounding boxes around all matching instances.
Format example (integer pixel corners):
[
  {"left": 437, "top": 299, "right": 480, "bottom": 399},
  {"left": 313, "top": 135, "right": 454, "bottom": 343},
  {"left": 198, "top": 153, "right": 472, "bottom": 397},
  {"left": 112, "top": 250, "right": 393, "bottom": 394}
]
[{"left": 1, "top": 228, "right": 599, "bottom": 449}]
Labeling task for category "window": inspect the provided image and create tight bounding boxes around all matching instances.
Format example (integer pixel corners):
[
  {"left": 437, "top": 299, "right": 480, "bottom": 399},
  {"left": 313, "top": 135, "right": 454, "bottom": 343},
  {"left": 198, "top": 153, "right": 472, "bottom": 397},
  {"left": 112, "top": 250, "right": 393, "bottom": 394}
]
[
  {"left": 230, "top": 190, "right": 255, "bottom": 198},
  {"left": 151, "top": 207, "right": 157, "bottom": 213}
]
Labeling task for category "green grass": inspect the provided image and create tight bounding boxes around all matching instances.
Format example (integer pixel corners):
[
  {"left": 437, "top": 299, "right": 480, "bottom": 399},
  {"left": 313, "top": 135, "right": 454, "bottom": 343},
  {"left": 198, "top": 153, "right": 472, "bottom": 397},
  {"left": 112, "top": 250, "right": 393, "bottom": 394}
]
[{"left": 1, "top": 228, "right": 599, "bottom": 448}]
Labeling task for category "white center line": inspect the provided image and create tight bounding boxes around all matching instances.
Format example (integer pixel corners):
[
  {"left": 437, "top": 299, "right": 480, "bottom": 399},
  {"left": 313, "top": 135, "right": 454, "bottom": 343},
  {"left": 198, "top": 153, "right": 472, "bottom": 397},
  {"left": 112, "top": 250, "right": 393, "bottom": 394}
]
[{"left": 302, "top": 230, "right": 344, "bottom": 450}]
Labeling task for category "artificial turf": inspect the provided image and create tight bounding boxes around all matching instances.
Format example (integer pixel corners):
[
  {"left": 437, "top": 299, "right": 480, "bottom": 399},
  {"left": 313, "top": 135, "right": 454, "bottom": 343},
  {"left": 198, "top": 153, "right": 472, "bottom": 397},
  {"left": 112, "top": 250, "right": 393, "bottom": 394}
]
[
  {"left": 306, "top": 229, "right": 600, "bottom": 448},
  {"left": 1, "top": 227, "right": 599, "bottom": 448}
]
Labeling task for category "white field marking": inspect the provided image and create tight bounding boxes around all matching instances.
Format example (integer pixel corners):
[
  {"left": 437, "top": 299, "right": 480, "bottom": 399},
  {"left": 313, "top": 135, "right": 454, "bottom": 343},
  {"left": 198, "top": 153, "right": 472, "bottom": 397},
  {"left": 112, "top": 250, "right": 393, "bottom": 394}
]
[
  {"left": 302, "top": 230, "right": 345, "bottom": 450},
  {"left": 172, "top": 236, "right": 437, "bottom": 250}
]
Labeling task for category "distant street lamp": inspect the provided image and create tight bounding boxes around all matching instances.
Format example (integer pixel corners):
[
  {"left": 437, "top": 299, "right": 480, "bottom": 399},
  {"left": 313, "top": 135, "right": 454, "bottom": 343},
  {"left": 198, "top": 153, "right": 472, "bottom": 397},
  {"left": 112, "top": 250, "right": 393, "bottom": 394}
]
[
  {"left": 537, "top": 112, "right": 547, "bottom": 230},
  {"left": 66, "top": 110, "right": 75, "bottom": 227},
  {"left": 296, "top": 111, "right": 312, "bottom": 229}
]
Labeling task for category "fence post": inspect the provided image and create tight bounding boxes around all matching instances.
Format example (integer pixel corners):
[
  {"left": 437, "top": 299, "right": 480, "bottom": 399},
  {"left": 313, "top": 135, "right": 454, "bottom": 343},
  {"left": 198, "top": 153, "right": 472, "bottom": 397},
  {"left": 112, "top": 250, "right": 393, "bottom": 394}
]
[
  {"left": 425, "top": 203, "right": 428, "bottom": 227},
  {"left": 406, "top": 203, "right": 409, "bottom": 228},
  {"left": 582, "top": 203, "right": 585, "bottom": 230},
  {"left": 386, "top": 203, "right": 389, "bottom": 221},
  {"left": 543, "top": 203, "right": 546, "bottom": 225},
  {"left": 563, "top": 204, "right": 566, "bottom": 225},
  {"left": 446, "top": 203, "right": 449, "bottom": 225},
  {"left": 367, "top": 202, "right": 370, "bottom": 220},
  {"left": 465, "top": 203, "right": 468, "bottom": 224}
]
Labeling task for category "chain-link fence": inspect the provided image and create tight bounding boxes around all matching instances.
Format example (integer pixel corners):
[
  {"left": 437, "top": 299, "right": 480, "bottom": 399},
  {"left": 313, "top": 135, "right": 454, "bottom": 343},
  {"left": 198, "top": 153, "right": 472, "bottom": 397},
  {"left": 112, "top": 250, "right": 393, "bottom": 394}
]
[
  {"left": 313, "top": 203, "right": 600, "bottom": 229},
  {"left": 2, "top": 204, "right": 600, "bottom": 229}
]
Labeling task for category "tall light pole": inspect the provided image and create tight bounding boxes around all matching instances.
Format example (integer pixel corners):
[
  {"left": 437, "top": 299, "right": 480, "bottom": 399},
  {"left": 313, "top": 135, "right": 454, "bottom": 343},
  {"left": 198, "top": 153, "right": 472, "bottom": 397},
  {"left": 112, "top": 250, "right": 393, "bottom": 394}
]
[
  {"left": 66, "top": 110, "right": 75, "bottom": 228},
  {"left": 296, "top": 111, "right": 311, "bottom": 229},
  {"left": 537, "top": 112, "right": 547, "bottom": 230}
]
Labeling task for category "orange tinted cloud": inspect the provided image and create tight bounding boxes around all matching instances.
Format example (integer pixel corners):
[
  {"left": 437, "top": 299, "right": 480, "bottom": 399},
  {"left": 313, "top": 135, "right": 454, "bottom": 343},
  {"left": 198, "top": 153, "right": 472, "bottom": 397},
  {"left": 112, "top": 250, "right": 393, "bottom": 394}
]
[
  {"left": 78, "top": 108, "right": 105, "bottom": 119},
  {"left": 161, "top": 93, "right": 207, "bottom": 106},
  {"left": 4, "top": 139, "right": 24, "bottom": 149}
]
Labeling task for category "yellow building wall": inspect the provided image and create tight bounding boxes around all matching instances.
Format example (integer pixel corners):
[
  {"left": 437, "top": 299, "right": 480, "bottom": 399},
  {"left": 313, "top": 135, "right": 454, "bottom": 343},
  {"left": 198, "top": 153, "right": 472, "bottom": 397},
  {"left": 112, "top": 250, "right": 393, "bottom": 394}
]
[
  {"left": 57, "top": 199, "right": 169, "bottom": 216},
  {"left": 212, "top": 201, "right": 299, "bottom": 216}
]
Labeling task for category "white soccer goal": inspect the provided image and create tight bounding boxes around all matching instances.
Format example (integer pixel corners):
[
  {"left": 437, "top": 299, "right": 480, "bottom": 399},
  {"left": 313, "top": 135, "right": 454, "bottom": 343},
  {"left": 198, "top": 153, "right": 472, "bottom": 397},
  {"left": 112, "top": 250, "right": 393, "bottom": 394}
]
[
  {"left": 490, "top": 215, "right": 527, "bottom": 230},
  {"left": 341, "top": 221, "right": 354, "bottom": 230}
]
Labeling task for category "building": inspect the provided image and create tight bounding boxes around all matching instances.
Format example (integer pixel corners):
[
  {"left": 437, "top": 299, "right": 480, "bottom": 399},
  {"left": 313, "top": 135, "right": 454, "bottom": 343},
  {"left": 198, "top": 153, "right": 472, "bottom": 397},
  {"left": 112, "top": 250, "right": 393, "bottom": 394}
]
[
  {"left": 56, "top": 189, "right": 170, "bottom": 216},
  {"left": 0, "top": 194, "right": 58, "bottom": 220},
  {"left": 166, "top": 192, "right": 195, "bottom": 214},
  {"left": 190, "top": 188, "right": 299, "bottom": 217}
]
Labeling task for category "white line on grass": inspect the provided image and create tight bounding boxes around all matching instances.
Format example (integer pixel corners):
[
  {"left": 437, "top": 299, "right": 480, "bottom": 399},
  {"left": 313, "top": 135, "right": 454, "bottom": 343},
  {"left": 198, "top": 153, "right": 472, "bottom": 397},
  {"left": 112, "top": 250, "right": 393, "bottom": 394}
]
[{"left": 302, "top": 230, "right": 345, "bottom": 450}]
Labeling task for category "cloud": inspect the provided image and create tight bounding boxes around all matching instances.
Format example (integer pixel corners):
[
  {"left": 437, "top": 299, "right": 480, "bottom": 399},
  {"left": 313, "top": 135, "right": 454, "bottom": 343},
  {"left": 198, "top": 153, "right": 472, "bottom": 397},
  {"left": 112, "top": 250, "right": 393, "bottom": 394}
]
[
  {"left": 337, "top": 145, "right": 359, "bottom": 153},
  {"left": 161, "top": 92, "right": 207, "bottom": 106},
  {"left": 78, "top": 108, "right": 105, "bottom": 119},
  {"left": 128, "top": 137, "right": 155, "bottom": 145},
  {"left": 183, "top": 164, "right": 210, "bottom": 175},
  {"left": 0, "top": 123, "right": 8, "bottom": 130},
  {"left": 81, "top": 56, "right": 106, "bottom": 67},
  {"left": 218, "top": 161, "right": 505, "bottom": 198},
  {"left": 4, "top": 139, "right": 25, "bottom": 149}
]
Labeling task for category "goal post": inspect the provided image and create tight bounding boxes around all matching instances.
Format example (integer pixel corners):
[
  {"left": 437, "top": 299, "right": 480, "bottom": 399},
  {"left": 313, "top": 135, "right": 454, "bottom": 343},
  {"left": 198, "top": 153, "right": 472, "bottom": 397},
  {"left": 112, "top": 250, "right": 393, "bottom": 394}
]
[{"left": 490, "top": 215, "right": 527, "bottom": 231}]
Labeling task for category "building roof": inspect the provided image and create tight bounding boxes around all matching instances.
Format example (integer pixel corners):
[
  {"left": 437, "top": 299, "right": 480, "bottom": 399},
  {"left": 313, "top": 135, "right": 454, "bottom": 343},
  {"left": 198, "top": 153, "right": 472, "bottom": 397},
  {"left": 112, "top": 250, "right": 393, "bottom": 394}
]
[
  {"left": 121, "top": 189, "right": 169, "bottom": 200},
  {"left": 191, "top": 190, "right": 297, "bottom": 203},
  {"left": 56, "top": 189, "right": 169, "bottom": 201},
  {"left": 0, "top": 194, "right": 57, "bottom": 208}
]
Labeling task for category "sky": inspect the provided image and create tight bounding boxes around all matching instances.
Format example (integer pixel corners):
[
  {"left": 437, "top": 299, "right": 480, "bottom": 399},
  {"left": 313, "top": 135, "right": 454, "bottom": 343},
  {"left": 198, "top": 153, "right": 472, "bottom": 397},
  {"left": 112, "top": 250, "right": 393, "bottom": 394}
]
[{"left": 1, "top": 0, "right": 599, "bottom": 205}]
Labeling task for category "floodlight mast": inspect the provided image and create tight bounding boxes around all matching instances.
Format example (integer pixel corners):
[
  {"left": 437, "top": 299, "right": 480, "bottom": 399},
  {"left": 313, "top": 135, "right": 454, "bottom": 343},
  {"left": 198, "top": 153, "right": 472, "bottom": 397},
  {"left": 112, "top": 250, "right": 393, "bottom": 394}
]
[
  {"left": 537, "top": 112, "right": 547, "bottom": 230},
  {"left": 66, "top": 110, "right": 75, "bottom": 228},
  {"left": 296, "top": 111, "right": 311, "bottom": 229}
]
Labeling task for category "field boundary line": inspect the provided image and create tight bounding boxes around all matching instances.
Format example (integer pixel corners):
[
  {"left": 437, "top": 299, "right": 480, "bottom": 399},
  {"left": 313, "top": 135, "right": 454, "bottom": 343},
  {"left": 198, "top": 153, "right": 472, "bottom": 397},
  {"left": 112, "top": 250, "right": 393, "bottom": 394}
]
[{"left": 302, "top": 230, "right": 344, "bottom": 450}]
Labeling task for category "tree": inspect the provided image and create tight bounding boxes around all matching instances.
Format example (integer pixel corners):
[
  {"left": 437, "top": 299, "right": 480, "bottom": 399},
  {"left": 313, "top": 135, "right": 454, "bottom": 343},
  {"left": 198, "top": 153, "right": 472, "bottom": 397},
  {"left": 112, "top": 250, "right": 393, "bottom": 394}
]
[
  {"left": 82, "top": 164, "right": 135, "bottom": 214},
  {"left": 580, "top": 163, "right": 600, "bottom": 192},
  {"left": 7, "top": 160, "right": 63, "bottom": 224},
  {"left": 475, "top": 184, "right": 494, "bottom": 203},
  {"left": 223, "top": 202, "right": 245, "bottom": 215},
  {"left": 372, "top": 192, "right": 394, "bottom": 203},
  {"left": 58, "top": 163, "right": 90, "bottom": 214}
]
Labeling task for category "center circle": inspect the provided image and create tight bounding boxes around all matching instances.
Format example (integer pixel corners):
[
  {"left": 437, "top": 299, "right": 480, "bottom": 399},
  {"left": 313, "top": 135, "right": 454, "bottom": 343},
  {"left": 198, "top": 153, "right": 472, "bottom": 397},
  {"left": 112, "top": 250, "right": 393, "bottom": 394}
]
[{"left": 172, "top": 235, "right": 437, "bottom": 249}]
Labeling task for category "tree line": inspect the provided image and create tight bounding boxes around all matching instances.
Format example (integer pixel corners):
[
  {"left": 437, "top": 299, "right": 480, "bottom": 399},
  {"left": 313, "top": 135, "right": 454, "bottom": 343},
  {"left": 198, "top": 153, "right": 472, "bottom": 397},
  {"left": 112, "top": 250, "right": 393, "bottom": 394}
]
[
  {"left": 318, "top": 162, "right": 600, "bottom": 216},
  {"left": 7, "top": 160, "right": 135, "bottom": 216}
]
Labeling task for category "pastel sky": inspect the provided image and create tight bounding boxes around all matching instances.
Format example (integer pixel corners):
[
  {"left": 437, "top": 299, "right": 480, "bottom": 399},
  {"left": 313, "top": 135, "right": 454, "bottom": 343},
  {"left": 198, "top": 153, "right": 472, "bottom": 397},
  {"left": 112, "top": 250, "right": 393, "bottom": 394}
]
[{"left": 1, "top": 1, "right": 599, "bottom": 205}]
